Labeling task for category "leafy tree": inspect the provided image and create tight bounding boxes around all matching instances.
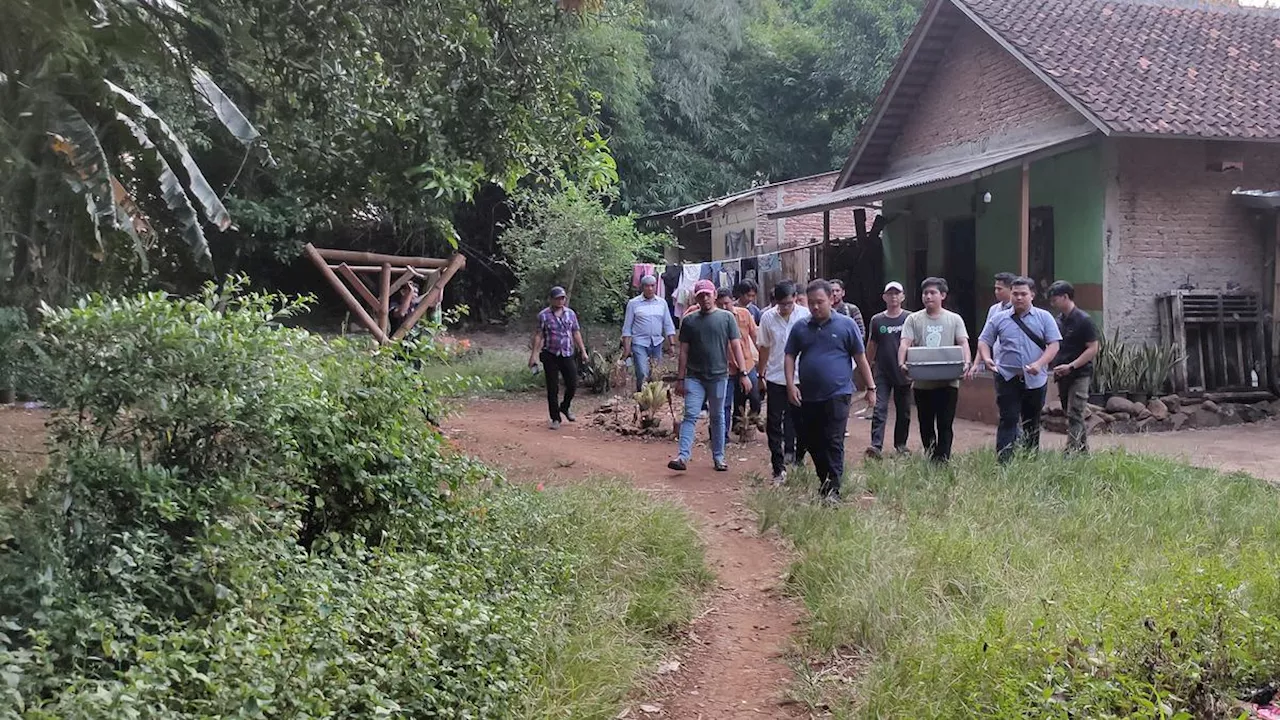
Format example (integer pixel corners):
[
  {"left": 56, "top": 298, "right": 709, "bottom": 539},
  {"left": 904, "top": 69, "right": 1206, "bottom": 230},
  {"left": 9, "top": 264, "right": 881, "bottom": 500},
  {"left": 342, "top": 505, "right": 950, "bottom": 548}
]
[{"left": 501, "top": 188, "right": 665, "bottom": 324}]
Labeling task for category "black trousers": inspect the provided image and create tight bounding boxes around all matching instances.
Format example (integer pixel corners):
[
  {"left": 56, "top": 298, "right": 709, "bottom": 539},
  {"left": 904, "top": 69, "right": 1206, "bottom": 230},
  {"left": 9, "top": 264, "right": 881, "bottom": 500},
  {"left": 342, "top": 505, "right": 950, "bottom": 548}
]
[
  {"left": 995, "top": 374, "right": 1047, "bottom": 463},
  {"left": 765, "top": 382, "right": 805, "bottom": 476},
  {"left": 870, "top": 371, "right": 912, "bottom": 451},
  {"left": 540, "top": 351, "right": 577, "bottom": 422},
  {"left": 795, "top": 394, "right": 852, "bottom": 498},
  {"left": 914, "top": 386, "right": 959, "bottom": 463}
]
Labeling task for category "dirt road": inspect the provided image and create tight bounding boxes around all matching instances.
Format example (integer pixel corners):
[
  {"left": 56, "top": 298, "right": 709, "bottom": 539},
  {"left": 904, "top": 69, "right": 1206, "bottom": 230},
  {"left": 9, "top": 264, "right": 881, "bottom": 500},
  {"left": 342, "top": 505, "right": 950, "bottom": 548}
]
[{"left": 445, "top": 394, "right": 1280, "bottom": 719}]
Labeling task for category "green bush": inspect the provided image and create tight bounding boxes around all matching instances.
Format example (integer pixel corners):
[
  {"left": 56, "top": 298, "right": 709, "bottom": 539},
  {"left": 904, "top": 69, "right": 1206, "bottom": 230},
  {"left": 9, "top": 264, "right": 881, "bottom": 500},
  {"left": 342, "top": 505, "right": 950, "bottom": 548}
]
[
  {"left": 0, "top": 281, "right": 708, "bottom": 718},
  {"left": 757, "top": 452, "right": 1280, "bottom": 719}
]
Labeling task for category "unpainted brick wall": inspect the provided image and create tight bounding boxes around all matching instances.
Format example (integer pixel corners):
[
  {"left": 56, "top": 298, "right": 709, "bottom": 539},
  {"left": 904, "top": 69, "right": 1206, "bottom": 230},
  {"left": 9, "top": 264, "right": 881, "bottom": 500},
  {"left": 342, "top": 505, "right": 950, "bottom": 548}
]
[
  {"left": 889, "top": 21, "right": 1078, "bottom": 164},
  {"left": 1105, "top": 138, "right": 1280, "bottom": 342},
  {"left": 754, "top": 173, "right": 863, "bottom": 251}
]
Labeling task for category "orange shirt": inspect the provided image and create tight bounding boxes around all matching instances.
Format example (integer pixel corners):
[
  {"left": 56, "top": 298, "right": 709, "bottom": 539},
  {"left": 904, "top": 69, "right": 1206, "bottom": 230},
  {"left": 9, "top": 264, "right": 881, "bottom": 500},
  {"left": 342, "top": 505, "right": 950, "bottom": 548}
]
[{"left": 683, "top": 305, "right": 758, "bottom": 373}]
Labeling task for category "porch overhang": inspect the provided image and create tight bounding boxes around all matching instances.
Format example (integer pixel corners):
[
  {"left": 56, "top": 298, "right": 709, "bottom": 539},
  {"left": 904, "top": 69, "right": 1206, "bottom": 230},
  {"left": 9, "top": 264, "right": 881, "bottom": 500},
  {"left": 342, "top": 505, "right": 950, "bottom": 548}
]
[
  {"left": 768, "top": 123, "right": 1099, "bottom": 219},
  {"left": 1232, "top": 188, "right": 1280, "bottom": 211}
]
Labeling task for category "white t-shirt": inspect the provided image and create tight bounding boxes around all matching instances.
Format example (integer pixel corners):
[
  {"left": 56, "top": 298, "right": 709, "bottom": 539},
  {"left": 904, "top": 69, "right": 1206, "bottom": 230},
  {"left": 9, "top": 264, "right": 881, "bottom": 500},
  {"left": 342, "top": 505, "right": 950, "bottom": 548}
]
[{"left": 757, "top": 305, "right": 810, "bottom": 385}]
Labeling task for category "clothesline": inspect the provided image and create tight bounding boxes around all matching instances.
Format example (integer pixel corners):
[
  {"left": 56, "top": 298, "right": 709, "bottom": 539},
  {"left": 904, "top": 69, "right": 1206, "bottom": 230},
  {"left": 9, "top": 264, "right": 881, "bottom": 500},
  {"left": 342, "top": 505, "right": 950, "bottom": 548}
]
[{"left": 632, "top": 241, "right": 823, "bottom": 321}]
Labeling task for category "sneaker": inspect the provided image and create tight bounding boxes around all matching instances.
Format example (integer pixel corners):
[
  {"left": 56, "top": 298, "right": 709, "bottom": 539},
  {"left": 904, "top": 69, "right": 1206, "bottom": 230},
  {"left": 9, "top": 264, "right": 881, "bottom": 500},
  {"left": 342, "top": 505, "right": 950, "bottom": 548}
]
[
  {"left": 549, "top": 420, "right": 561, "bottom": 430},
  {"left": 667, "top": 458, "right": 688, "bottom": 471},
  {"left": 714, "top": 459, "right": 729, "bottom": 472},
  {"left": 820, "top": 493, "right": 841, "bottom": 508},
  {"left": 865, "top": 446, "right": 883, "bottom": 460},
  {"left": 771, "top": 470, "right": 787, "bottom": 487},
  {"left": 894, "top": 446, "right": 912, "bottom": 458},
  {"left": 783, "top": 451, "right": 796, "bottom": 466},
  {"left": 563, "top": 409, "right": 577, "bottom": 422}
]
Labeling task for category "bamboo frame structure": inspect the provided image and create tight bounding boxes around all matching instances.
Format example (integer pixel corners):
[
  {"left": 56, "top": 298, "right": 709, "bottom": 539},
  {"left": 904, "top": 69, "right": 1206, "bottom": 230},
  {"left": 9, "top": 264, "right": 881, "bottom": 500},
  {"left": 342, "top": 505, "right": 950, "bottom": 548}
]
[{"left": 304, "top": 243, "right": 466, "bottom": 344}]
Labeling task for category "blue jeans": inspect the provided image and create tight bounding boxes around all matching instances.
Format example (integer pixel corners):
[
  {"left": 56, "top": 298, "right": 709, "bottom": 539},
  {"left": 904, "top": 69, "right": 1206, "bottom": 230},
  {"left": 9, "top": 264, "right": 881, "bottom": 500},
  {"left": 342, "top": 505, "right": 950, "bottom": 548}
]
[
  {"left": 630, "top": 343, "right": 665, "bottom": 391},
  {"left": 679, "top": 377, "right": 728, "bottom": 463}
]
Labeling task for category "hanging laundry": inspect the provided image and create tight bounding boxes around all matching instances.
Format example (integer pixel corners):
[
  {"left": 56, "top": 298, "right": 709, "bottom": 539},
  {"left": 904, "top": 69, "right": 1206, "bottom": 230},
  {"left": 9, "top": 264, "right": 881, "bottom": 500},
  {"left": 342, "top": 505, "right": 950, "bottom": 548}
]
[
  {"left": 632, "top": 263, "right": 655, "bottom": 288},
  {"left": 675, "top": 263, "right": 702, "bottom": 316},
  {"left": 700, "top": 261, "right": 722, "bottom": 282},
  {"left": 742, "top": 256, "right": 759, "bottom": 287},
  {"left": 653, "top": 264, "right": 667, "bottom": 300},
  {"left": 661, "top": 264, "right": 682, "bottom": 320},
  {"left": 758, "top": 253, "right": 784, "bottom": 301},
  {"left": 722, "top": 259, "right": 741, "bottom": 289}
]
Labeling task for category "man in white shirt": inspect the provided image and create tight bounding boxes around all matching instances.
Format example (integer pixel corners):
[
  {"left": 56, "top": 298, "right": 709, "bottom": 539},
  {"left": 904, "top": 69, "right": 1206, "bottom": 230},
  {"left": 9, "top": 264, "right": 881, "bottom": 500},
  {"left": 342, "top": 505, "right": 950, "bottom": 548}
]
[
  {"left": 756, "top": 280, "right": 810, "bottom": 485},
  {"left": 621, "top": 275, "right": 676, "bottom": 391}
]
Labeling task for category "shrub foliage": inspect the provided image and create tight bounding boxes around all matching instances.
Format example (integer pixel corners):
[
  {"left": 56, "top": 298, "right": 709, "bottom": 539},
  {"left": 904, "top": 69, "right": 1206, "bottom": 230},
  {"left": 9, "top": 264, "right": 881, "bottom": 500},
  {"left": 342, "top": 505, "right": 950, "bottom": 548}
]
[{"left": 0, "top": 280, "right": 706, "bottom": 718}]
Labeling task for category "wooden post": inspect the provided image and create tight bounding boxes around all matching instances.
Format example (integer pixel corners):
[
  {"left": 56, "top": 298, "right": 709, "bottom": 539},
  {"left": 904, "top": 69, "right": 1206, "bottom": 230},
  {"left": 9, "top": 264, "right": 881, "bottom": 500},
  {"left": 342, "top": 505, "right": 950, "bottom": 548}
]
[
  {"left": 391, "top": 253, "right": 467, "bottom": 341},
  {"left": 315, "top": 247, "right": 449, "bottom": 269},
  {"left": 821, "top": 211, "right": 831, "bottom": 279},
  {"left": 336, "top": 263, "right": 379, "bottom": 310},
  {"left": 1019, "top": 161, "right": 1030, "bottom": 276},
  {"left": 378, "top": 263, "right": 391, "bottom": 335},
  {"left": 303, "top": 244, "right": 389, "bottom": 344}
]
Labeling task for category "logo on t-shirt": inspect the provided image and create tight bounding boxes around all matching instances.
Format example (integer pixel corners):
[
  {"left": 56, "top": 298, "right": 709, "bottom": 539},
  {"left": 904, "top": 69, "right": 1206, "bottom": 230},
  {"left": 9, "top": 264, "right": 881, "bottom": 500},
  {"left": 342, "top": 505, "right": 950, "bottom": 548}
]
[
  {"left": 879, "top": 324, "right": 903, "bottom": 335},
  {"left": 925, "top": 325, "right": 944, "bottom": 347}
]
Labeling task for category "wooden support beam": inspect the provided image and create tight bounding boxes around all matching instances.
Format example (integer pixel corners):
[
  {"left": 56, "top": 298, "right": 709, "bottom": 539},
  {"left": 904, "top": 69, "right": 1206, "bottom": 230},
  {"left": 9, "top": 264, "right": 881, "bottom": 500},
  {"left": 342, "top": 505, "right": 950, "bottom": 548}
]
[
  {"left": 328, "top": 264, "right": 395, "bottom": 274},
  {"left": 336, "top": 262, "right": 379, "bottom": 310},
  {"left": 378, "top": 263, "right": 391, "bottom": 336},
  {"left": 391, "top": 253, "right": 467, "bottom": 341},
  {"left": 390, "top": 268, "right": 436, "bottom": 295},
  {"left": 315, "top": 247, "right": 449, "bottom": 269},
  {"left": 303, "top": 244, "right": 389, "bottom": 344},
  {"left": 1019, "top": 161, "right": 1030, "bottom": 276}
]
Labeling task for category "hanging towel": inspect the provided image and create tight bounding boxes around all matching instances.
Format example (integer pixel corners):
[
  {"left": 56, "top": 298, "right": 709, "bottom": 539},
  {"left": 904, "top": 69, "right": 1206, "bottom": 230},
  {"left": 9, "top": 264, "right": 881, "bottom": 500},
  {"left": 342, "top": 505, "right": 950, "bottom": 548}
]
[{"left": 653, "top": 264, "right": 667, "bottom": 300}]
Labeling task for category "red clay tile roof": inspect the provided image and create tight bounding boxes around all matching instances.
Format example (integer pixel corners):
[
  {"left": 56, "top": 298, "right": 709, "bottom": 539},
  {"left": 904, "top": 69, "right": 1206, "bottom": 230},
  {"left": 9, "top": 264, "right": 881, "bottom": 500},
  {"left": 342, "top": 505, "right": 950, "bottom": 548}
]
[{"left": 955, "top": 0, "right": 1280, "bottom": 138}]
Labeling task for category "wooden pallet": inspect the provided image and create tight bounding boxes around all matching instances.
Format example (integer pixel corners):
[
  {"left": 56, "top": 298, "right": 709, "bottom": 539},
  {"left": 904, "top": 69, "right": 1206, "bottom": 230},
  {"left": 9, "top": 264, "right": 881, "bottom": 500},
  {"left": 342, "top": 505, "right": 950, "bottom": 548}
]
[{"left": 1158, "top": 291, "right": 1267, "bottom": 393}]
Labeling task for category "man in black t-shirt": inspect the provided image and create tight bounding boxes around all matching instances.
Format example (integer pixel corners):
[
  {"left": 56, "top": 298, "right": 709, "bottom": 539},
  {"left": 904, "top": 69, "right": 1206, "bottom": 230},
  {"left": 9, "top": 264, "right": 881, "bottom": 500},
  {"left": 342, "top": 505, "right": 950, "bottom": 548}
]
[
  {"left": 864, "top": 282, "right": 913, "bottom": 458},
  {"left": 1048, "top": 281, "right": 1100, "bottom": 454}
]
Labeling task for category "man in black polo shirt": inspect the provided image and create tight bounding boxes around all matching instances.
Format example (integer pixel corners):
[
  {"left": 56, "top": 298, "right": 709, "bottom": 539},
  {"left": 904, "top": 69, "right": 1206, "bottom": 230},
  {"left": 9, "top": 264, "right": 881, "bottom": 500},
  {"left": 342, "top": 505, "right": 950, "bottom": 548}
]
[{"left": 1048, "top": 281, "right": 1100, "bottom": 455}]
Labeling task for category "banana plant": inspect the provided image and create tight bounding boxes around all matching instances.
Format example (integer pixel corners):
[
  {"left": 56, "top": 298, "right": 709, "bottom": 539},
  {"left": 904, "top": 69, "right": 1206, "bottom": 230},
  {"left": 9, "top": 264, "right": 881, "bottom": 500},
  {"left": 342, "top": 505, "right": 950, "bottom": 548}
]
[{"left": 1, "top": 0, "right": 271, "bottom": 305}]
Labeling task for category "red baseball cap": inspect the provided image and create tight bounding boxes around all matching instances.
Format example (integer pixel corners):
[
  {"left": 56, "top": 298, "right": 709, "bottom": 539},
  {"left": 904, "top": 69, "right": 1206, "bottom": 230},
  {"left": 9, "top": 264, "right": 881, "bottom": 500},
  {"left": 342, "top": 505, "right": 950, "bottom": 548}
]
[{"left": 693, "top": 279, "right": 717, "bottom": 297}]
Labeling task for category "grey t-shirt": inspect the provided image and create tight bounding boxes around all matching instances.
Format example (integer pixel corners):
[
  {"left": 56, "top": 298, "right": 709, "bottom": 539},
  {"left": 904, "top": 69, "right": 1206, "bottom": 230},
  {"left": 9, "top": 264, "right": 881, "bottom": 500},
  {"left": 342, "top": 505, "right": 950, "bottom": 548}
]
[
  {"left": 902, "top": 309, "right": 969, "bottom": 389},
  {"left": 679, "top": 308, "right": 741, "bottom": 380}
]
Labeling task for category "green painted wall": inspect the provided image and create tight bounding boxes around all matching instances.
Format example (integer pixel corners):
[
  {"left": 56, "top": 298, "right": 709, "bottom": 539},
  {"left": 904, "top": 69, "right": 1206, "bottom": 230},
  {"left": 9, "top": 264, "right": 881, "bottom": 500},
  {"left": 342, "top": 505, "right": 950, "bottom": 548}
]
[{"left": 877, "top": 144, "right": 1104, "bottom": 320}]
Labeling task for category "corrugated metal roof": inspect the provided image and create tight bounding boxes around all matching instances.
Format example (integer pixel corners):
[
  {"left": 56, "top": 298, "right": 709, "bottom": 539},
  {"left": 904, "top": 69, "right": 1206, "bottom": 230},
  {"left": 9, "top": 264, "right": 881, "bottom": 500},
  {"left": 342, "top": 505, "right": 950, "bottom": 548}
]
[
  {"left": 672, "top": 189, "right": 758, "bottom": 219},
  {"left": 771, "top": 123, "right": 1098, "bottom": 219}
]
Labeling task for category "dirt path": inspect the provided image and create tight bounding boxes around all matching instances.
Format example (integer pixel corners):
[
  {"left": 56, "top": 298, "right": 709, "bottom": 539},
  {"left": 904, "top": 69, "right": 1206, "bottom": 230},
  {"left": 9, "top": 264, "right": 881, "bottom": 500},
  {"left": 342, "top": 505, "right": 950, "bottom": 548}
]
[
  {"left": 445, "top": 394, "right": 1280, "bottom": 718},
  {"left": 445, "top": 396, "right": 809, "bottom": 719}
]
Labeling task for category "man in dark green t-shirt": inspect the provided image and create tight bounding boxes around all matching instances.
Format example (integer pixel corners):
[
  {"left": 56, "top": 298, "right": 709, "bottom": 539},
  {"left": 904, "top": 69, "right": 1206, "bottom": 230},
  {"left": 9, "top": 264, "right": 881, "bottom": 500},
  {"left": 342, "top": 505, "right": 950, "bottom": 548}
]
[{"left": 669, "top": 280, "right": 751, "bottom": 473}]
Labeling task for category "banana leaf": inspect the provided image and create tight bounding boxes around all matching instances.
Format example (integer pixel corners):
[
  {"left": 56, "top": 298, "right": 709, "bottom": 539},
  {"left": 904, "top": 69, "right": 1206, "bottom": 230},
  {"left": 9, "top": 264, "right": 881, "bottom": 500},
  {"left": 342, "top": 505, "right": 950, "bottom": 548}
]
[
  {"left": 116, "top": 113, "right": 212, "bottom": 270},
  {"left": 48, "top": 102, "right": 117, "bottom": 258},
  {"left": 191, "top": 67, "right": 277, "bottom": 168},
  {"left": 106, "top": 80, "right": 231, "bottom": 233}
]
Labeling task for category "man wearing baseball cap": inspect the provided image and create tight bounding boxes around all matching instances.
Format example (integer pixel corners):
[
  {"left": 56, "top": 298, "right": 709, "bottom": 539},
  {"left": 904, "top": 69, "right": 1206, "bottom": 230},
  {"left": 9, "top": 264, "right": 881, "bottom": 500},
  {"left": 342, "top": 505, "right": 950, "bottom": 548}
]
[
  {"left": 529, "top": 286, "right": 588, "bottom": 430},
  {"left": 669, "top": 279, "right": 751, "bottom": 472},
  {"left": 865, "top": 281, "right": 913, "bottom": 458}
]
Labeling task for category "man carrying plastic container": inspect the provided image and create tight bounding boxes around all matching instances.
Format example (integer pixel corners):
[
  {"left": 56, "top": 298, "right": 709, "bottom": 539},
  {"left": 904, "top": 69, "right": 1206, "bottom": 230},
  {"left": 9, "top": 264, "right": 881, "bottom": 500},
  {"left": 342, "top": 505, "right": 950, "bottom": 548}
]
[{"left": 898, "top": 277, "right": 972, "bottom": 463}]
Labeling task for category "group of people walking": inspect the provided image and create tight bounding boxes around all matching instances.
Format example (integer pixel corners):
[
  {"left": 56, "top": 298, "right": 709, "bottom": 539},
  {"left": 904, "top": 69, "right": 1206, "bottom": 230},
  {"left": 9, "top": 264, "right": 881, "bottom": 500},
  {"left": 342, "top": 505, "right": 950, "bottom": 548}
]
[{"left": 530, "top": 268, "right": 1099, "bottom": 502}]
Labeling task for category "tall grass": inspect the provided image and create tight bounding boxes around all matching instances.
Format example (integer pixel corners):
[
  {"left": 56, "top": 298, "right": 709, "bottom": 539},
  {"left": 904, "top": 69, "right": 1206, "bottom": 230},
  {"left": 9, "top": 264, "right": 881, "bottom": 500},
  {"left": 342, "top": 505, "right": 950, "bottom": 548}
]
[
  {"left": 755, "top": 451, "right": 1280, "bottom": 719},
  {"left": 505, "top": 482, "right": 714, "bottom": 718}
]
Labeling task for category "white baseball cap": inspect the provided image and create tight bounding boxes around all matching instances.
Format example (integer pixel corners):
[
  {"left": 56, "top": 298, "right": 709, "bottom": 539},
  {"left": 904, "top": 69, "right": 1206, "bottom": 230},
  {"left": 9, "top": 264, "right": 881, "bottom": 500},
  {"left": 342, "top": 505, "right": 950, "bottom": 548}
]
[{"left": 883, "top": 281, "right": 904, "bottom": 293}]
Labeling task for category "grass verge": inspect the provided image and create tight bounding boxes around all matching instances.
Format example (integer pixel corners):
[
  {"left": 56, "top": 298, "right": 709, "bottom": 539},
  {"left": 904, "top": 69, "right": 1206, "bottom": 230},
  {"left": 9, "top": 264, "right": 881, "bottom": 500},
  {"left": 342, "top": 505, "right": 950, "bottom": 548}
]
[
  {"left": 503, "top": 481, "right": 714, "bottom": 717},
  {"left": 420, "top": 347, "right": 542, "bottom": 394},
  {"left": 755, "top": 451, "right": 1280, "bottom": 719}
]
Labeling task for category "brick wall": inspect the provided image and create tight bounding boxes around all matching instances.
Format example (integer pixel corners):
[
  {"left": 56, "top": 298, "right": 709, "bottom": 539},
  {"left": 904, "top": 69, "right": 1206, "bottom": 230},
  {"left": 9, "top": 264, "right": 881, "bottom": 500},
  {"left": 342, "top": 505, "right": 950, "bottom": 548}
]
[
  {"left": 1105, "top": 138, "right": 1280, "bottom": 342},
  {"left": 753, "top": 173, "right": 864, "bottom": 250},
  {"left": 889, "top": 21, "right": 1078, "bottom": 165}
]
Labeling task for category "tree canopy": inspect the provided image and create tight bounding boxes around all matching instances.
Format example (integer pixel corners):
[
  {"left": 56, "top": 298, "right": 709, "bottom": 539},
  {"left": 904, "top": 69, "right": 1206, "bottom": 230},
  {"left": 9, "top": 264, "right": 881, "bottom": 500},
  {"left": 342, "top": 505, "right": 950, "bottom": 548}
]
[{"left": 0, "top": 0, "right": 924, "bottom": 317}]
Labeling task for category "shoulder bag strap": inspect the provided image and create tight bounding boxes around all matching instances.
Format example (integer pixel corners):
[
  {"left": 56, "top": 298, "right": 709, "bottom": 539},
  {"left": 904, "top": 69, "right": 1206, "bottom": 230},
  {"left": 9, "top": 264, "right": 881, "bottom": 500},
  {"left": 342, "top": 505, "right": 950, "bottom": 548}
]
[{"left": 1009, "top": 312, "right": 1047, "bottom": 351}]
